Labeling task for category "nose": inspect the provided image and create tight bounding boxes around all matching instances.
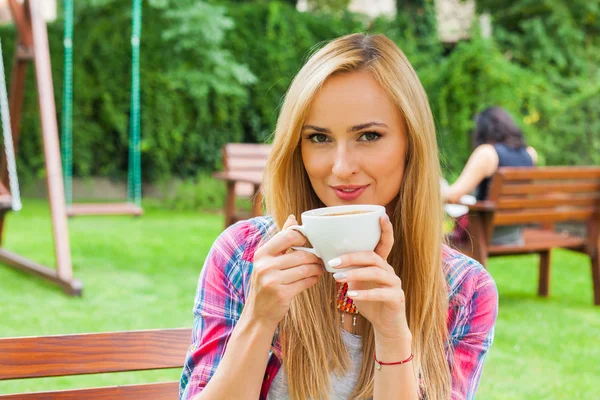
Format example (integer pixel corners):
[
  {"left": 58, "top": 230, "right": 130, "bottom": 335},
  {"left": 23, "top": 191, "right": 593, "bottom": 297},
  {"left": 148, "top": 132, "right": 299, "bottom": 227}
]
[{"left": 331, "top": 144, "right": 358, "bottom": 179}]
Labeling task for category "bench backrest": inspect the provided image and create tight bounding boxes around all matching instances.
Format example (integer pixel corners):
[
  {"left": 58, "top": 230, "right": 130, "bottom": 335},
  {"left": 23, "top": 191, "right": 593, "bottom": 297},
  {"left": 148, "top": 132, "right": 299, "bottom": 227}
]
[
  {"left": 222, "top": 143, "right": 271, "bottom": 174},
  {"left": 0, "top": 328, "right": 192, "bottom": 399},
  {"left": 487, "top": 167, "right": 600, "bottom": 227}
]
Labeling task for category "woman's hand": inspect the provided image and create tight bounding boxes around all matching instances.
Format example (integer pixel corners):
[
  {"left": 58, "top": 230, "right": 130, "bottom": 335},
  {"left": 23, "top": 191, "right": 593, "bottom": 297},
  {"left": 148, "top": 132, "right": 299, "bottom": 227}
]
[
  {"left": 331, "top": 216, "right": 411, "bottom": 344},
  {"left": 246, "top": 215, "right": 325, "bottom": 329}
]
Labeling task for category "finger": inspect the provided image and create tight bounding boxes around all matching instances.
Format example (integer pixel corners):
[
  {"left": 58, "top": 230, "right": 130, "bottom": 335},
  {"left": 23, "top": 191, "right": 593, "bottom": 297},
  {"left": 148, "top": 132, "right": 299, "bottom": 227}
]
[
  {"left": 283, "top": 274, "right": 322, "bottom": 295},
  {"left": 277, "top": 250, "right": 323, "bottom": 271},
  {"left": 374, "top": 215, "right": 394, "bottom": 260},
  {"left": 279, "top": 263, "right": 324, "bottom": 285},
  {"left": 330, "top": 251, "right": 393, "bottom": 272},
  {"left": 333, "top": 266, "right": 400, "bottom": 287},
  {"left": 282, "top": 214, "right": 297, "bottom": 230},
  {"left": 346, "top": 287, "right": 406, "bottom": 304},
  {"left": 259, "top": 216, "right": 308, "bottom": 256}
]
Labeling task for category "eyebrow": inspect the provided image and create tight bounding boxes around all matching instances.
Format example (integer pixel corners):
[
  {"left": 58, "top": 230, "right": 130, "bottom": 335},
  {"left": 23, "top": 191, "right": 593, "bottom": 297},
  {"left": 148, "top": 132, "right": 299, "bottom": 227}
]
[{"left": 301, "top": 122, "right": 388, "bottom": 133}]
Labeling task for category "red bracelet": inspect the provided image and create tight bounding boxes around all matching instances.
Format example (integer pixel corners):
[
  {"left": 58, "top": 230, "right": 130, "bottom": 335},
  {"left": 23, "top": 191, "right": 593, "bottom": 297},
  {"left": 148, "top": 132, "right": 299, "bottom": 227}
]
[{"left": 374, "top": 353, "right": 414, "bottom": 370}]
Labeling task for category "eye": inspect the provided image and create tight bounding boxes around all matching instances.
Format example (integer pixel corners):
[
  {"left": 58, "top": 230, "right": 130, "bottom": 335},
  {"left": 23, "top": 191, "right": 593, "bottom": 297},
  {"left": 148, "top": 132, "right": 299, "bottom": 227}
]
[
  {"left": 308, "top": 133, "right": 331, "bottom": 143},
  {"left": 358, "top": 131, "right": 381, "bottom": 142}
]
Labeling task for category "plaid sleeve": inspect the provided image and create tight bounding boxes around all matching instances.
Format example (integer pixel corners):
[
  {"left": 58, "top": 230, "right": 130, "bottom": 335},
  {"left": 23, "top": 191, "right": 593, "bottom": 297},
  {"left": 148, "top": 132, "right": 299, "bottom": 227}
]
[
  {"left": 179, "top": 221, "right": 258, "bottom": 400},
  {"left": 449, "top": 265, "right": 498, "bottom": 400}
]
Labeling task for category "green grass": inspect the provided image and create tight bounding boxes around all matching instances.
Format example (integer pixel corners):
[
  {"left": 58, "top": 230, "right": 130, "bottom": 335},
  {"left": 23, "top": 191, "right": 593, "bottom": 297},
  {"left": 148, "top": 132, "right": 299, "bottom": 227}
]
[{"left": 1, "top": 199, "right": 599, "bottom": 398}]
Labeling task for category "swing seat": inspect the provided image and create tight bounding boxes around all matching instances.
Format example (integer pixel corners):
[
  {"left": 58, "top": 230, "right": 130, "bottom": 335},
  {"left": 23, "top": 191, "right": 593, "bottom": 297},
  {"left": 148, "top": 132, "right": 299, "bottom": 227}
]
[{"left": 66, "top": 202, "right": 143, "bottom": 217}]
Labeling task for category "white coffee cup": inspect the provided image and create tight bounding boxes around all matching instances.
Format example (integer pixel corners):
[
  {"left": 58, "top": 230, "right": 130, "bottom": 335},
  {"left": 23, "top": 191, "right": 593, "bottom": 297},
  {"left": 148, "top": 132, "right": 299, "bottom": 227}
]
[{"left": 288, "top": 204, "right": 386, "bottom": 273}]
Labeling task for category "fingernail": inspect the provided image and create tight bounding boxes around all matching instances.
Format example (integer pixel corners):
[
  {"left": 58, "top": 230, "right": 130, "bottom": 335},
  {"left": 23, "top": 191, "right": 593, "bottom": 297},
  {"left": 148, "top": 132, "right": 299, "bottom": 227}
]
[
  {"left": 386, "top": 214, "right": 390, "bottom": 222},
  {"left": 333, "top": 272, "right": 346, "bottom": 280},
  {"left": 328, "top": 258, "right": 342, "bottom": 267},
  {"left": 288, "top": 214, "right": 296, "bottom": 220},
  {"left": 347, "top": 291, "right": 358, "bottom": 297}
]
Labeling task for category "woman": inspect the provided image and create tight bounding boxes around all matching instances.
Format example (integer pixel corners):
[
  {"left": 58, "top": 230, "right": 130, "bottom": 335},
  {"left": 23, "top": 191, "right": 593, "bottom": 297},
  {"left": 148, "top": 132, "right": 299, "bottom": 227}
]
[
  {"left": 180, "top": 33, "right": 497, "bottom": 400},
  {"left": 444, "top": 107, "right": 538, "bottom": 244}
]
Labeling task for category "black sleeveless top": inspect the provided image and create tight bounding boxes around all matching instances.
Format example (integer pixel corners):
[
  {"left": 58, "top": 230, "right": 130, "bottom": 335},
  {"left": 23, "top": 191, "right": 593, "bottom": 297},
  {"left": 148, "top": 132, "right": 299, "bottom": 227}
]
[{"left": 475, "top": 143, "right": 533, "bottom": 201}]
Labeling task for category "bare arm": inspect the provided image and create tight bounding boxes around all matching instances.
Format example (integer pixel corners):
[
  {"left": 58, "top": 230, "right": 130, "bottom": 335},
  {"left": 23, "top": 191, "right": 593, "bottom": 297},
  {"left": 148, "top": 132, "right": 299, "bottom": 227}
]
[
  {"left": 373, "top": 334, "right": 418, "bottom": 400},
  {"left": 191, "top": 311, "right": 277, "bottom": 400},
  {"left": 443, "top": 145, "right": 498, "bottom": 203},
  {"left": 188, "top": 216, "right": 324, "bottom": 400}
]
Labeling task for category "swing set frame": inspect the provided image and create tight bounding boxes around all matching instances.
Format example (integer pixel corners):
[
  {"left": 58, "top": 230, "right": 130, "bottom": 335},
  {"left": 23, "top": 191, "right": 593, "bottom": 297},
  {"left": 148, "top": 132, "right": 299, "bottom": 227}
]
[{"left": 1, "top": 0, "right": 80, "bottom": 295}]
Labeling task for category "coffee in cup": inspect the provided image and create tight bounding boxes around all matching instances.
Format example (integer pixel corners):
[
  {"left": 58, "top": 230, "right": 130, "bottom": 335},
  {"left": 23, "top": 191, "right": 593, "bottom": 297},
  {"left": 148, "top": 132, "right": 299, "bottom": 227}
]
[{"left": 320, "top": 210, "right": 372, "bottom": 217}]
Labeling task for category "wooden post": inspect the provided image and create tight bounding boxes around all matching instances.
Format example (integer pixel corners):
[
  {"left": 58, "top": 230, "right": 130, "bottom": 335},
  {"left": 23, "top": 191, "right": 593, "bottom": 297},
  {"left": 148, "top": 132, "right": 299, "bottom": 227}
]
[
  {"left": 587, "top": 218, "right": 599, "bottom": 306},
  {"left": 225, "top": 181, "right": 235, "bottom": 228},
  {"left": 468, "top": 211, "right": 491, "bottom": 267},
  {"left": 0, "top": 0, "right": 80, "bottom": 295},
  {"left": 538, "top": 250, "right": 551, "bottom": 297},
  {"left": 592, "top": 249, "right": 600, "bottom": 306},
  {"left": 29, "top": 0, "right": 73, "bottom": 283}
]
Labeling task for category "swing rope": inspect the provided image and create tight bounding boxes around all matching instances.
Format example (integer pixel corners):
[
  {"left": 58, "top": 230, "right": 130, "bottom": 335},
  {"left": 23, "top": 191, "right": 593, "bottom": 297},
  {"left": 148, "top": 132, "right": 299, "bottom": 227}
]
[
  {"left": 128, "top": 0, "right": 142, "bottom": 207},
  {"left": 0, "top": 38, "right": 22, "bottom": 212},
  {"left": 61, "top": 0, "right": 142, "bottom": 207},
  {"left": 61, "top": 0, "right": 73, "bottom": 206}
]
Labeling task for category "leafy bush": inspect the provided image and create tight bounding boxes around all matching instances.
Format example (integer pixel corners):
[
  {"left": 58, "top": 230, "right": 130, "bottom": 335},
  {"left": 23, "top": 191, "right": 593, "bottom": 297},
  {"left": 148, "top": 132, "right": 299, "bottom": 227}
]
[
  {"left": 426, "top": 35, "right": 556, "bottom": 173},
  {"left": 162, "top": 173, "right": 226, "bottom": 211},
  {"left": 2, "top": 0, "right": 256, "bottom": 183}
]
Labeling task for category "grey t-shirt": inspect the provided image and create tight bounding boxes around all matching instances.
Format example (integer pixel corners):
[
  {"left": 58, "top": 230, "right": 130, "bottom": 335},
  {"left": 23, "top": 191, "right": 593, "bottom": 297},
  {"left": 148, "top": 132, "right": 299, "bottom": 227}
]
[{"left": 266, "top": 329, "right": 366, "bottom": 400}]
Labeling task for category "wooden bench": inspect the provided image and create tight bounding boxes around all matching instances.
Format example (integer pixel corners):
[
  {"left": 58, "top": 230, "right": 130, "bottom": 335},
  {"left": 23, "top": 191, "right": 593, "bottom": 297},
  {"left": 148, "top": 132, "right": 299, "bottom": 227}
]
[
  {"left": 449, "top": 166, "right": 600, "bottom": 305},
  {"left": 0, "top": 328, "right": 192, "bottom": 399},
  {"left": 213, "top": 143, "right": 271, "bottom": 228}
]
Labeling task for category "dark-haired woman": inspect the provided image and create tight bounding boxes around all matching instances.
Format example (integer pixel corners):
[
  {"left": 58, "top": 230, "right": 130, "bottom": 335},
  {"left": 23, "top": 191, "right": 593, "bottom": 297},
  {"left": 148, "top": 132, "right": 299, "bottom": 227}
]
[{"left": 443, "top": 106, "right": 538, "bottom": 245}]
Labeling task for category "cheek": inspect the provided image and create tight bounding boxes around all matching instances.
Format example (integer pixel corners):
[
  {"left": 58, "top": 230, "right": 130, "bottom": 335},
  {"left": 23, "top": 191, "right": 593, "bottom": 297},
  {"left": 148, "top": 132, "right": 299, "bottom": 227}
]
[
  {"left": 301, "top": 147, "right": 328, "bottom": 180},
  {"left": 369, "top": 148, "right": 405, "bottom": 194}
]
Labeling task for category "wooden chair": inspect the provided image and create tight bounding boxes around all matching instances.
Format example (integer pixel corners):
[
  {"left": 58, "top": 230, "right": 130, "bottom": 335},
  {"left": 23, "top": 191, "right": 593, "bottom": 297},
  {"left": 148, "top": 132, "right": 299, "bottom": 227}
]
[
  {"left": 449, "top": 166, "right": 600, "bottom": 305},
  {"left": 213, "top": 143, "right": 271, "bottom": 228},
  {"left": 0, "top": 328, "right": 192, "bottom": 399}
]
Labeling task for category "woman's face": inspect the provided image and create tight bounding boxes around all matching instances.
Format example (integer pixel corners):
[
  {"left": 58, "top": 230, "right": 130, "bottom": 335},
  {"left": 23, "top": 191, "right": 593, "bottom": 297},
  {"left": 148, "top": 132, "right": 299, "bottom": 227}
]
[{"left": 301, "top": 70, "right": 408, "bottom": 210}]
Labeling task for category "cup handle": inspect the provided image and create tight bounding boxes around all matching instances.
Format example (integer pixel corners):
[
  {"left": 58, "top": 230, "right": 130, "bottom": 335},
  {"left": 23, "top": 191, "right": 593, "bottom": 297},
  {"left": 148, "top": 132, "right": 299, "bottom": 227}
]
[{"left": 287, "top": 225, "right": 319, "bottom": 257}]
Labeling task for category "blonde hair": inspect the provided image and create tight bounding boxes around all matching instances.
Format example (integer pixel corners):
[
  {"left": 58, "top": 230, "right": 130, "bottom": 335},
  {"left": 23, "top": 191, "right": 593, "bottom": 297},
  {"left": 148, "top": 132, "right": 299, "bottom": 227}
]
[{"left": 263, "top": 33, "right": 450, "bottom": 400}]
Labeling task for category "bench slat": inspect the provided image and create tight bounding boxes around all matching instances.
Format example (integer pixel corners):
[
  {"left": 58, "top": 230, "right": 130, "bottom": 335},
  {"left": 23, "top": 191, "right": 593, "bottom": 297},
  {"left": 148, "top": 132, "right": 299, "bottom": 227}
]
[
  {"left": 226, "top": 157, "right": 269, "bottom": 171},
  {"left": 499, "top": 167, "right": 600, "bottom": 180},
  {"left": 487, "top": 229, "right": 586, "bottom": 254},
  {"left": 0, "top": 328, "right": 191, "bottom": 380},
  {"left": 455, "top": 229, "right": 586, "bottom": 256},
  {"left": 502, "top": 182, "right": 600, "bottom": 195},
  {"left": 0, "top": 381, "right": 179, "bottom": 400},
  {"left": 497, "top": 196, "right": 600, "bottom": 210},
  {"left": 213, "top": 171, "right": 263, "bottom": 185},
  {"left": 224, "top": 143, "right": 271, "bottom": 157},
  {"left": 494, "top": 208, "right": 597, "bottom": 225}
]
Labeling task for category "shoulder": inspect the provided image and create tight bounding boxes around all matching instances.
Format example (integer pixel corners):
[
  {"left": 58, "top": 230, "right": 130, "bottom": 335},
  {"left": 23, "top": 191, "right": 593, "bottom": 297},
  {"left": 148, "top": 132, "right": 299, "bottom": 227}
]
[
  {"left": 198, "top": 216, "right": 276, "bottom": 298},
  {"left": 472, "top": 144, "right": 499, "bottom": 162},
  {"left": 526, "top": 146, "right": 538, "bottom": 164},
  {"left": 473, "top": 143, "right": 497, "bottom": 156},
  {"left": 442, "top": 245, "right": 498, "bottom": 308},
  {"left": 469, "top": 144, "right": 499, "bottom": 176},
  {"left": 211, "top": 216, "right": 276, "bottom": 264}
]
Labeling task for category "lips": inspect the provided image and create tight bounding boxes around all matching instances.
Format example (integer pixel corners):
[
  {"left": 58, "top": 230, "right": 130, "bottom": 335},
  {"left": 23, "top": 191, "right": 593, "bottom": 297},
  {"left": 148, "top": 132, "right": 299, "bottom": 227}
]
[{"left": 331, "top": 185, "right": 369, "bottom": 201}]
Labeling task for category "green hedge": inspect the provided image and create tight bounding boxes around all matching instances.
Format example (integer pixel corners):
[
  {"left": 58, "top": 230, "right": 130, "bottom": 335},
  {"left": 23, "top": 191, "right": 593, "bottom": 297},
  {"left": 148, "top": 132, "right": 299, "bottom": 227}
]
[{"left": 0, "top": 1, "right": 597, "bottom": 185}]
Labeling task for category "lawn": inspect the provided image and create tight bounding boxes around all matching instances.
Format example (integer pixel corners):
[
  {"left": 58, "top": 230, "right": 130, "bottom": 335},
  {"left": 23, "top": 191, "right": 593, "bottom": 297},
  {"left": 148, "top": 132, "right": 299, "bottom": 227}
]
[{"left": 1, "top": 199, "right": 599, "bottom": 399}]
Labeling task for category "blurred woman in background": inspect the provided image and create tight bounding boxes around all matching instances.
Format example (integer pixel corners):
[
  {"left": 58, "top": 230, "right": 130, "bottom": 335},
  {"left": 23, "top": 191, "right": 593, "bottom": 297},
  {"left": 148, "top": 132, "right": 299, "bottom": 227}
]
[{"left": 443, "top": 106, "right": 538, "bottom": 244}]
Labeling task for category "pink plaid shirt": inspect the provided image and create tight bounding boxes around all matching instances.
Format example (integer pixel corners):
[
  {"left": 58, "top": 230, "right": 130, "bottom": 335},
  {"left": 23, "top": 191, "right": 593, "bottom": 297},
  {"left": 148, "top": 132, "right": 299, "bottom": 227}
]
[{"left": 180, "top": 217, "right": 498, "bottom": 400}]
